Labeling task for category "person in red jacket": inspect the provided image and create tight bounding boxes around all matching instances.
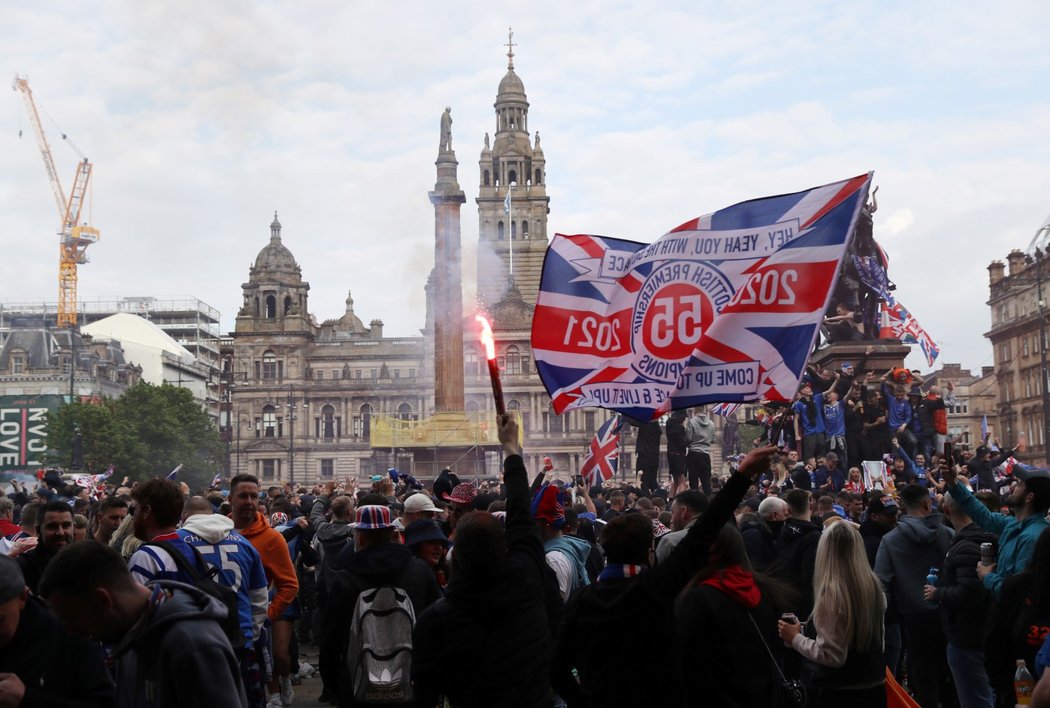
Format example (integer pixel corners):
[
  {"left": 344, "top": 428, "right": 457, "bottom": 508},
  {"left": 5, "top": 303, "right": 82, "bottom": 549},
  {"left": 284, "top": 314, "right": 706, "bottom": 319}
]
[
  {"left": 0, "top": 498, "right": 21, "bottom": 538},
  {"left": 231, "top": 474, "right": 299, "bottom": 708}
]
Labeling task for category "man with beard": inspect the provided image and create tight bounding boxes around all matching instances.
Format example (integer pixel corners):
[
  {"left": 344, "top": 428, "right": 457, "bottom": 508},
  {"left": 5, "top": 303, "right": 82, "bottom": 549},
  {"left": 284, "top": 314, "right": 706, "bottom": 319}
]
[
  {"left": 942, "top": 464, "right": 1050, "bottom": 599},
  {"left": 92, "top": 496, "right": 128, "bottom": 546},
  {"left": 16, "top": 500, "right": 73, "bottom": 594},
  {"left": 741, "top": 496, "right": 787, "bottom": 570}
]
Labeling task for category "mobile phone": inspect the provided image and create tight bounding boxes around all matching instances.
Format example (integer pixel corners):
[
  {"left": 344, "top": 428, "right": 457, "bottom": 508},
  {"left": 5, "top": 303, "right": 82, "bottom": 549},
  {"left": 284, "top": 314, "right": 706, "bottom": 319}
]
[
  {"left": 574, "top": 474, "right": 584, "bottom": 487},
  {"left": 943, "top": 442, "right": 953, "bottom": 467}
]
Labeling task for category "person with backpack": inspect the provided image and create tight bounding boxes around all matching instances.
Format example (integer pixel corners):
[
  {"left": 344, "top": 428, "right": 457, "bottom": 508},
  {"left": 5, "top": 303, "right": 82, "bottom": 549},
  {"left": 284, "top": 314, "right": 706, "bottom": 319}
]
[
  {"left": 180, "top": 496, "right": 269, "bottom": 708},
  {"left": 126, "top": 479, "right": 200, "bottom": 585},
  {"left": 329, "top": 504, "right": 440, "bottom": 706}
]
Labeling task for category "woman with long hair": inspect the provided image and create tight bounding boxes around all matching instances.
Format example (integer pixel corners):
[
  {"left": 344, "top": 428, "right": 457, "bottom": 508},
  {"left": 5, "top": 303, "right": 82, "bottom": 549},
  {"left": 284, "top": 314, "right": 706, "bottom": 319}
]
[
  {"left": 676, "top": 522, "right": 793, "bottom": 707},
  {"left": 778, "top": 520, "right": 886, "bottom": 706}
]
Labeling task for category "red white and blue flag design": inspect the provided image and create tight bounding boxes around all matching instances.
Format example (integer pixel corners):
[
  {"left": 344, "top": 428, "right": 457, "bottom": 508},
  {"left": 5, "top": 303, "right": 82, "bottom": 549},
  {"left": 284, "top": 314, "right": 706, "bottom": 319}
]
[
  {"left": 531, "top": 174, "right": 873, "bottom": 421},
  {"left": 579, "top": 415, "right": 624, "bottom": 486},
  {"left": 879, "top": 300, "right": 940, "bottom": 367}
]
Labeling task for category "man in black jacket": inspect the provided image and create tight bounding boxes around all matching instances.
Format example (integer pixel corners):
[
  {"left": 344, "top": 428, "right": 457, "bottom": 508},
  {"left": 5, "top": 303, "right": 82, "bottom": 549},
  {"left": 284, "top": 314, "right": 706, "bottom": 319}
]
[
  {"left": 552, "top": 444, "right": 777, "bottom": 707},
  {"left": 0, "top": 554, "right": 113, "bottom": 707},
  {"left": 412, "top": 415, "right": 564, "bottom": 708},
  {"left": 328, "top": 504, "right": 441, "bottom": 706},
  {"left": 16, "top": 500, "right": 73, "bottom": 594},
  {"left": 924, "top": 494, "right": 997, "bottom": 708},
  {"left": 768, "top": 488, "right": 821, "bottom": 618}
]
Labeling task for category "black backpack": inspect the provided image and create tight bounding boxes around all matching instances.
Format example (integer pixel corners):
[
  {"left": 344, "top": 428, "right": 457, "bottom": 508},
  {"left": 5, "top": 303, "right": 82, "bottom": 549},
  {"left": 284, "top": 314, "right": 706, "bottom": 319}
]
[{"left": 144, "top": 540, "right": 245, "bottom": 649}]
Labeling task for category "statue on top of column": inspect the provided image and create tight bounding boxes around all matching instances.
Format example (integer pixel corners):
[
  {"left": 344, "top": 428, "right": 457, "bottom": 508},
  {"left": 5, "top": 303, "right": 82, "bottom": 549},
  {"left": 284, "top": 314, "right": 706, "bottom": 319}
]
[{"left": 440, "top": 107, "right": 453, "bottom": 152}]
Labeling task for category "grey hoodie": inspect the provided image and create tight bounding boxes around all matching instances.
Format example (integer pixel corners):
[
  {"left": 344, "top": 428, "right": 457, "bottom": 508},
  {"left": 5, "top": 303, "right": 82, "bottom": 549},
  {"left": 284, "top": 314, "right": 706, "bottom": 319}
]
[
  {"left": 875, "top": 513, "right": 954, "bottom": 623},
  {"left": 686, "top": 414, "right": 716, "bottom": 453},
  {"left": 112, "top": 581, "right": 248, "bottom": 708}
]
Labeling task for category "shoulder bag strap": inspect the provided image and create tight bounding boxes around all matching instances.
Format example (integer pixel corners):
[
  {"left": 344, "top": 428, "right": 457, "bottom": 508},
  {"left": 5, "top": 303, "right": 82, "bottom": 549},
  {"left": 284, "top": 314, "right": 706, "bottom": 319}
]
[{"left": 746, "top": 611, "right": 790, "bottom": 685}]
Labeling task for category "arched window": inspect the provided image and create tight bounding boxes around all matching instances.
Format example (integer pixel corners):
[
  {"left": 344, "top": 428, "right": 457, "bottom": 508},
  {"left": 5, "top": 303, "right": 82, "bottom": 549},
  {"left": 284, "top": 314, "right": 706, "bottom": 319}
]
[
  {"left": 321, "top": 404, "right": 335, "bottom": 439},
  {"left": 522, "top": 221, "right": 529, "bottom": 240},
  {"left": 262, "top": 351, "right": 277, "bottom": 381},
  {"left": 483, "top": 170, "right": 490, "bottom": 186},
  {"left": 284, "top": 296, "right": 293, "bottom": 315},
  {"left": 262, "top": 405, "right": 277, "bottom": 437},
  {"left": 397, "top": 402, "right": 413, "bottom": 421},
  {"left": 535, "top": 168, "right": 542, "bottom": 185},
  {"left": 356, "top": 403, "right": 373, "bottom": 440},
  {"left": 265, "top": 295, "right": 276, "bottom": 319},
  {"left": 497, "top": 221, "right": 505, "bottom": 241},
  {"left": 253, "top": 297, "right": 260, "bottom": 318},
  {"left": 508, "top": 169, "right": 517, "bottom": 185},
  {"left": 505, "top": 345, "right": 521, "bottom": 375},
  {"left": 511, "top": 221, "right": 517, "bottom": 240}
]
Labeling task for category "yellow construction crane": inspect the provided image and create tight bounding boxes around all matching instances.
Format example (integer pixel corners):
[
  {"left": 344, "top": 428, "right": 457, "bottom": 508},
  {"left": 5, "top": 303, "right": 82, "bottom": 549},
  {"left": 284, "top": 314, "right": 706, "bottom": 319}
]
[{"left": 12, "top": 75, "right": 99, "bottom": 329}]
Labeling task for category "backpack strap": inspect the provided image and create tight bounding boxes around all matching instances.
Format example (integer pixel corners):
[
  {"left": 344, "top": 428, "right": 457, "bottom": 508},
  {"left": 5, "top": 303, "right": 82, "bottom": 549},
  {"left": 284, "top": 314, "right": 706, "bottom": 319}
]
[{"left": 144, "top": 539, "right": 209, "bottom": 581}]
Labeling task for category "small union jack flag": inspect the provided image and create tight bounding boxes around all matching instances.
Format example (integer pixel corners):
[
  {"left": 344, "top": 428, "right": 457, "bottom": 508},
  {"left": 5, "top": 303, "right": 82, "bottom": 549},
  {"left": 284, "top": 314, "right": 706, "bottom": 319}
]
[
  {"left": 579, "top": 416, "right": 624, "bottom": 487},
  {"left": 710, "top": 402, "right": 741, "bottom": 418}
]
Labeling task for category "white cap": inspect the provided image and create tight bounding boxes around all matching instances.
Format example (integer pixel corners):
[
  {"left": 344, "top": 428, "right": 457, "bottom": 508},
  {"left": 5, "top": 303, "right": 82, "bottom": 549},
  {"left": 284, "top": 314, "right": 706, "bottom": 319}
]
[{"left": 403, "top": 493, "right": 442, "bottom": 514}]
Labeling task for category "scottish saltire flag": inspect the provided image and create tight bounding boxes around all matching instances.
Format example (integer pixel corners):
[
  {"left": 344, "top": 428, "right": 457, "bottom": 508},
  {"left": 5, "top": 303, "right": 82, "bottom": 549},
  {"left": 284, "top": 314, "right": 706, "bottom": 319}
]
[
  {"left": 531, "top": 174, "right": 873, "bottom": 421},
  {"left": 579, "top": 416, "right": 624, "bottom": 486},
  {"left": 981, "top": 414, "right": 989, "bottom": 440},
  {"left": 878, "top": 301, "right": 940, "bottom": 367},
  {"left": 710, "top": 402, "right": 741, "bottom": 418}
]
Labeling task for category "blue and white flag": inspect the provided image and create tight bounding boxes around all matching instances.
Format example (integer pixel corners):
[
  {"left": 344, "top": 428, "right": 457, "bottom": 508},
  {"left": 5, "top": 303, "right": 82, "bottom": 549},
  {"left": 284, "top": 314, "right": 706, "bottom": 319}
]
[
  {"left": 165, "top": 464, "right": 182, "bottom": 481},
  {"left": 504, "top": 189, "right": 511, "bottom": 215},
  {"left": 579, "top": 415, "right": 624, "bottom": 486},
  {"left": 531, "top": 174, "right": 872, "bottom": 421}
]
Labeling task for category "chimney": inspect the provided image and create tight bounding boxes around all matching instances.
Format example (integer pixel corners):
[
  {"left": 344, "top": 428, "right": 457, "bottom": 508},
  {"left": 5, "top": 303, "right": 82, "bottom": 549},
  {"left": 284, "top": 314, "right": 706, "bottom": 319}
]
[
  {"left": 1007, "top": 249, "right": 1026, "bottom": 277},
  {"left": 982, "top": 366, "right": 995, "bottom": 377},
  {"left": 988, "top": 260, "right": 1005, "bottom": 286},
  {"left": 370, "top": 319, "right": 384, "bottom": 338}
]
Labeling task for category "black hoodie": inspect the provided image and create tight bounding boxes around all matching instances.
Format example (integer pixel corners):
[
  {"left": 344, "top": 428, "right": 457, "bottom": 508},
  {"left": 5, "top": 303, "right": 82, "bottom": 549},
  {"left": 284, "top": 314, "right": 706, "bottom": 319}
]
[{"left": 769, "top": 517, "right": 821, "bottom": 617}]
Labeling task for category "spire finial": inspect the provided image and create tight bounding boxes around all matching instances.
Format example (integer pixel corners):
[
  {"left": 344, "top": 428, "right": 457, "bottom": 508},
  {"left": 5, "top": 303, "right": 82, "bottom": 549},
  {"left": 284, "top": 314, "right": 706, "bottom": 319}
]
[
  {"left": 270, "top": 211, "right": 282, "bottom": 241},
  {"left": 506, "top": 27, "right": 516, "bottom": 70}
]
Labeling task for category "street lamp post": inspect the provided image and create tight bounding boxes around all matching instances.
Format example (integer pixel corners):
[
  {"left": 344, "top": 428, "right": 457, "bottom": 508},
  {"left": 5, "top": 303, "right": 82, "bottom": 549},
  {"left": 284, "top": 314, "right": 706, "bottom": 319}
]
[{"left": 286, "top": 386, "right": 305, "bottom": 485}]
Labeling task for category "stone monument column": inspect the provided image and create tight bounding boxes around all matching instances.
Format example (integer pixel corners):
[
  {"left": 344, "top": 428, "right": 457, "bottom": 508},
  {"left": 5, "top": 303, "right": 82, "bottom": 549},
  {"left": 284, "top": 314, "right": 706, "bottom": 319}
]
[{"left": 430, "top": 109, "right": 467, "bottom": 412}]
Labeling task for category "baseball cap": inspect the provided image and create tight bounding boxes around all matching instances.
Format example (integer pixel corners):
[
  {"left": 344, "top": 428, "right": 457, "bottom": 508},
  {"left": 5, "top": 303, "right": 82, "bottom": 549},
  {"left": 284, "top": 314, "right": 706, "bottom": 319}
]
[
  {"left": 0, "top": 556, "right": 26, "bottom": 603},
  {"left": 351, "top": 505, "right": 396, "bottom": 530},
  {"left": 868, "top": 494, "right": 899, "bottom": 516},
  {"left": 403, "top": 493, "right": 442, "bottom": 514},
  {"left": 1014, "top": 467, "right": 1050, "bottom": 483}
]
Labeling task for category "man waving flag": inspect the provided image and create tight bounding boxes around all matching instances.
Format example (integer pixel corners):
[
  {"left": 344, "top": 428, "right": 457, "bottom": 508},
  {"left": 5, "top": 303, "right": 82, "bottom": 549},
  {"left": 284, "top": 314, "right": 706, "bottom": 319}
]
[
  {"left": 531, "top": 173, "right": 873, "bottom": 422},
  {"left": 579, "top": 415, "right": 624, "bottom": 487}
]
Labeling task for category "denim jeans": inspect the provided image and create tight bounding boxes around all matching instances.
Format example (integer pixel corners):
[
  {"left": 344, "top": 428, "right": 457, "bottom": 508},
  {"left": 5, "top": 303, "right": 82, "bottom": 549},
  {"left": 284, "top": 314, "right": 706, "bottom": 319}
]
[{"left": 946, "top": 643, "right": 994, "bottom": 708}]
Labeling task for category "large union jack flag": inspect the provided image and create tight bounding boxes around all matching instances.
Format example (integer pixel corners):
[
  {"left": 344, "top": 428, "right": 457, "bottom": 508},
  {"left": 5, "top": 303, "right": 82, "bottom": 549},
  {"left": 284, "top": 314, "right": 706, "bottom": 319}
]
[
  {"left": 531, "top": 174, "right": 872, "bottom": 422},
  {"left": 579, "top": 415, "right": 624, "bottom": 487},
  {"left": 878, "top": 300, "right": 939, "bottom": 367}
]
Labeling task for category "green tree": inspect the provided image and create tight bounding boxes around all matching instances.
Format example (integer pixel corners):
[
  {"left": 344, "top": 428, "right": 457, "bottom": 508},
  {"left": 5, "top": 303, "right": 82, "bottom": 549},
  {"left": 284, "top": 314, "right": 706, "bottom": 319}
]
[{"left": 46, "top": 382, "right": 223, "bottom": 491}]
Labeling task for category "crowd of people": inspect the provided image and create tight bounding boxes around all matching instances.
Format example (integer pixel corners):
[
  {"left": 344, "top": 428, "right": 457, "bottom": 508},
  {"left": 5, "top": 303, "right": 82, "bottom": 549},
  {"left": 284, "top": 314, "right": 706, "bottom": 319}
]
[{"left": 0, "top": 358, "right": 1049, "bottom": 706}]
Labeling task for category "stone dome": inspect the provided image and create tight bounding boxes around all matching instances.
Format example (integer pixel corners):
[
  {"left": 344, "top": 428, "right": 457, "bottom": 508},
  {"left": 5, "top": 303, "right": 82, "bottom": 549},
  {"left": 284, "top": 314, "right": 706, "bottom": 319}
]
[
  {"left": 497, "top": 68, "right": 527, "bottom": 100},
  {"left": 252, "top": 213, "right": 302, "bottom": 280}
]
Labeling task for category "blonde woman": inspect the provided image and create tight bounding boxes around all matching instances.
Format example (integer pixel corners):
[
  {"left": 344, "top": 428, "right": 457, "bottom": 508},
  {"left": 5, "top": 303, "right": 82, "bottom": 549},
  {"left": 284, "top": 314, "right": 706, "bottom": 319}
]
[{"left": 778, "top": 520, "right": 886, "bottom": 706}]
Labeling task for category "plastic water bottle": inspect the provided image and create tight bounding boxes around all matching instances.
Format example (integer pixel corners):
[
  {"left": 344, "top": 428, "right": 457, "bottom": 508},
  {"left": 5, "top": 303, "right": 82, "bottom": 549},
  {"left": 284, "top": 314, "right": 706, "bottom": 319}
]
[
  {"left": 925, "top": 567, "right": 939, "bottom": 604},
  {"left": 1015, "top": 660, "right": 1035, "bottom": 705}
]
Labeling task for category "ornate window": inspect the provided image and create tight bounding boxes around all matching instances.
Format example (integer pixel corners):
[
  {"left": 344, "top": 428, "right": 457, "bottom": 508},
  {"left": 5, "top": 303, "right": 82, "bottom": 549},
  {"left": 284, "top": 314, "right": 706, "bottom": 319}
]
[
  {"left": 262, "top": 405, "right": 277, "bottom": 437},
  {"left": 321, "top": 404, "right": 335, "bottom": 439},
  {"left": 505, "top": 345, "right": 521, "bottom": 375},
  {"left": 262, "top": 351, "right": 278, "bottom": 381},
  {"left": 397, "top": 402, "right": 413, "bottom": 421}
]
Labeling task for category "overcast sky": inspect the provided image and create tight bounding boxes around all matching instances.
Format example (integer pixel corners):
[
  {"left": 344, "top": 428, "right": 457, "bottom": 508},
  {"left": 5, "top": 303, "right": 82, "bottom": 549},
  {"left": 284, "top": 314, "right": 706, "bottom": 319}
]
[{"left": 3, "top": 1, "right": 1049, "bottom": 376}]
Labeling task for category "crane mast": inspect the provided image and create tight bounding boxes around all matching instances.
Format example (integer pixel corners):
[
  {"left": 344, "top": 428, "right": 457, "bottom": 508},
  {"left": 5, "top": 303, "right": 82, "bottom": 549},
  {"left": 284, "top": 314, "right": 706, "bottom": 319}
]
[{"left": 12, "top": 75, "right": 99, "bottom": 329}]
